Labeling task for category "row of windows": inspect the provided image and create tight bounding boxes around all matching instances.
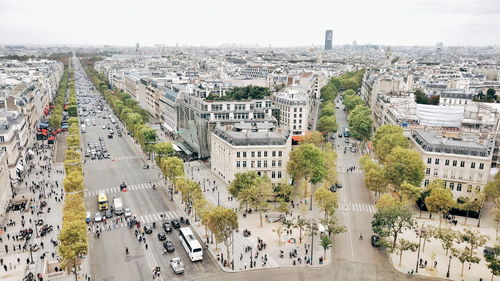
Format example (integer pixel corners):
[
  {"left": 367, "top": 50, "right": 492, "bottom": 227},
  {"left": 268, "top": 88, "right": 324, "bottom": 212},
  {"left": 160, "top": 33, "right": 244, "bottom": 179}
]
[
  {"left": 427, "top": 157, "right": 485, "bottom": 169},
  {"left": 425, "top": 168, "right": 484, "bottom": 181},
  {"left": 237, "top": 151, "right": 283, "bottom": 158},
  {"left": 236, "top": 160, "right": 282, "bottom": 168},
  {"left": 423, "top": 180, "right": 481, "bottom": 193}
]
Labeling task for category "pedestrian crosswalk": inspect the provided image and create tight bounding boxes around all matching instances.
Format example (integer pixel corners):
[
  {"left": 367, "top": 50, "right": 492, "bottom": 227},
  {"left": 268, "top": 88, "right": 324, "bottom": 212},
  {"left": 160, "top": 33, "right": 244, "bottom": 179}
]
[
  {"left": 138, "top": 210, "right": 183, "bottom": 223},
  {"left": 86, "top": 155, "right": 140, "bottom": 163},
  {"left": 85, "top": 181, "right": 162, "bottom": 197},
  {"left": 338, "top": 202, "right": 376, "bottom": 213}
]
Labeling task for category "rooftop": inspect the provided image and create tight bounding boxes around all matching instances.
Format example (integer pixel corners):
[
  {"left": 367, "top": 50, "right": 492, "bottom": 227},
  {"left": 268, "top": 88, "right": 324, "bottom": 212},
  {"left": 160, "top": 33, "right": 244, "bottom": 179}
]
[{"left": 213, "top": 122, "right": 290, "bottom": 146}]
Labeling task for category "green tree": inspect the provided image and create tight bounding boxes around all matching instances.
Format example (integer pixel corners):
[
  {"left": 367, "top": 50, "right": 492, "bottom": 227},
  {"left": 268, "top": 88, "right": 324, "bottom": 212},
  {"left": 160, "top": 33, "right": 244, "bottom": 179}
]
[
  {"left": 383, "top": 147, "right": 425, "bottom": 189},
  {"left": 343, "top": 89, "right": 356, "bottom": 96},
  {"left": 343, "top": 94, "right": 364, "bottom": 111},
  {"left": 371, "top": 202, "right": 416, "bottom": 248},
  {"left": 160, "top": 156, "right": 184, "bottom": 191},
  {"left": 294, "top": 216, "right": 307, "bottom": 243},
  {"left": 238, "top": 175, "right": 273, "bottom": 227},
  {"left": 399, "top": 182, "right": 422, "bottom": 203},
  {"left": 320, "top": 235, "right": 332, "bottom": 260},
  {"left": 58, "top": 220, "right": 87, "bottom": 279},
  {"left": 63, "top": 171, "right": 84, "bottom": 193},
  {"left": 320, "top": 217, "right": 346, "bottom": 238},
  {"left": 314, "top": 187, "right": 338, "bottom": 218},
  {"left": 487, "top": 88, "right": 497, "bottom": 102},
  {"left": 286, "top": 143, "right": 326, "bottom": 196},
  {"left": 320, "top": 102, "right": 336, "bottom": 117},
  {"left": 434, "top": 227, "right": 459, "bottom": 255},
  {"left": 372, "top": 125, "right": 404, "bottom": 149},
  {"left": 300, "top": 131, "right": 326, "bottom": 148},
  {"left": 459, "top": 228, "right": 489, "bottom": 275},
  {"left": 228, "top": 172, "right": 259, "bottom": 198},
  {"left": 206, "top": 206, "right": 238, "bottom": 266},
  {"left": 392, "top": 238, "right": 418, "bottom": 266},
  {"left": 374, "top": 133, "right": 408, "bottom": 162},
  {"left": 486, "top": 243, "right": 500, "bottom": 281},
  {"left": 154, "top": 142, "right": 174, "bottom": 164},
  {"left": 317, "top": 115, "right": 338, "bottom": 132},
  {"left": 49, "top": 114, "right": 62, "bottom": 130},
  {"left": 67, "top": 105, "right": 77, "bottom": 117},
  {"left": 348, "top": 104, "right": 372, "bottom": 141},
  {"left": 485, "top": 172, "right": 500, "bottom": 210},
  {"left": 414, "top": 89, "right": 429, "bottom": 104},
  {"left": 425, "top": 184, "right": 455, "bottom": 228},
  {"left": 364, "top": 167, "right": 388, "bottom": 198},
  {"left": 458, "top": 195, "right": 484, "bottom": 225}
]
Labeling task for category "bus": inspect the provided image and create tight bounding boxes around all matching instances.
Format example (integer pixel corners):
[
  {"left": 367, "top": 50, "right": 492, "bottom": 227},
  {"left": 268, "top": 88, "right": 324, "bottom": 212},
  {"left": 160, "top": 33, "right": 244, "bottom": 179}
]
[
  {"left": 97, "top": 193, "right": 109, "bottom": 211},
  {"left": 179, "top": 227, "right": 203, "bottom": 261},
  {"left": 343, "top": 127, "right": 350, "bottom": 137}
]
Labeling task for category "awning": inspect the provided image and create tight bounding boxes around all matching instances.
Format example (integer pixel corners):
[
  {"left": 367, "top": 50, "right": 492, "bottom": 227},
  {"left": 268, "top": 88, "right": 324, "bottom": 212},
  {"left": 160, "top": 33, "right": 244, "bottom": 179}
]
[
  {"left": 162, "top": 122, "right": 174, "bottom": 132},
  {"left": 176, "top": 143, "right": 194, "bottom": 156},
  {"left": 48, "top": 136, "right": 55, "bottom": 141},
  {"left": 172, "top": 144, "right": 182, "bottom": 152},
  {"left": 292, "top": 136, "right": 303, "bottom": 142}
]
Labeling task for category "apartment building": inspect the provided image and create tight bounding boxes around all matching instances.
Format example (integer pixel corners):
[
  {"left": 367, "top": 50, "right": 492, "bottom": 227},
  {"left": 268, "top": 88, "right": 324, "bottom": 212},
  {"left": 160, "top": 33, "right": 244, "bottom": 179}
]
[
  {"left": 0, "top": 110, "right": 28, "bottom": 177},
  {"left": 410, "top": 129, "right": 492, "bottom": 198},
  {"left": 273, "top": 87, "right": 310, "bottom": 135},
  {"left": 211, "top": 123, "right": 291, "bottom": 183},
  {"left": 0, "top": 151, "right": 11, "bottom": 223}
]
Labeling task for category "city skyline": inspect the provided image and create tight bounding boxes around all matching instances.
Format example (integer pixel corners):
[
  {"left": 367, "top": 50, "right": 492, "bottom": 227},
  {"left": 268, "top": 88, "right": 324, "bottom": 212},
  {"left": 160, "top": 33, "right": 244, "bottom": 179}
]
[{"left": 0, "top": 0, "right": 499, "bottom": 47}]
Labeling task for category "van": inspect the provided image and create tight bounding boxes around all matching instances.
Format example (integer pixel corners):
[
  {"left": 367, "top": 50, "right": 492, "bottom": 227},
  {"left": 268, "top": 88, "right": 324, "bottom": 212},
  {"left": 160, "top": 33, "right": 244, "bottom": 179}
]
[{"left": 81, "top": 124, "right": 86, "bottom": 133}]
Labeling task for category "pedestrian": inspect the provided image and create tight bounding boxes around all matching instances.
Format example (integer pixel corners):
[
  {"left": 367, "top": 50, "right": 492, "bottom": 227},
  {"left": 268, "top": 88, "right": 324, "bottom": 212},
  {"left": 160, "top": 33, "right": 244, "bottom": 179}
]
[
  {"left": 3, "top": 264, "right": 6, "bottom": 272},
  {"left": 145, "top": 243, "right": 148, "bottom": 250},
  {"left": 434, "top": 261, "right": 437, "bottom": 268}
]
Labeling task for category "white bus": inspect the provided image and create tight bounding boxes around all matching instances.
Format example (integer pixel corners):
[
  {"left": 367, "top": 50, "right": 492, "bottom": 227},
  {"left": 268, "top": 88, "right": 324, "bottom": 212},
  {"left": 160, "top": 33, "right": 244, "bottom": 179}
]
[{"left": 179, "top": 227, "right": 203, "bottom": 261}]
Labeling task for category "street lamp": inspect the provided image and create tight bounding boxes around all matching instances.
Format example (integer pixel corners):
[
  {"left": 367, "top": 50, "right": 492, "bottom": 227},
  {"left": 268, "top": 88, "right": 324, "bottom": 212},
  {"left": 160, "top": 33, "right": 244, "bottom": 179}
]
[
  {"left": 446, "top": 255, "right": 452, "bottom": 277},
  {"left": 217, "top": 191, "right": 220, "bottom": 206},
  {"left": 415, "top": 223, "right": 425, "bottom": 273}
]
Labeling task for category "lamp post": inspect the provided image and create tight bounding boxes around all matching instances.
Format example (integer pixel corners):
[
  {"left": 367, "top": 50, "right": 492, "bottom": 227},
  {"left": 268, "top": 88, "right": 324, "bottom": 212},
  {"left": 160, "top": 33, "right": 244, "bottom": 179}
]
[
  {"left": 446, "top": 255, "right": 452, "bottom": 277},
  {"left": 415, "top": 223, "right": 424, "bottom": 273},
  {"left": 217, "top": 191, "right": 220, "bottom": 206},
  {"left": 309, "top": 192, "right": 313, "bottom": 211},
  {"left": 232, "top": 229, "right": 235, "bottom": 270}
]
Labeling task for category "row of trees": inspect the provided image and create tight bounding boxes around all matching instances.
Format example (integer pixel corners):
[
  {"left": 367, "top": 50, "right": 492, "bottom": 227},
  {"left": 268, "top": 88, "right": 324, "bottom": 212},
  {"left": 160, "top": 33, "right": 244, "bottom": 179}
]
[
  {"left": 320, "top": 70, "right": 365, "bottom": 103},
  {"left": 414, "top": 89, "right": 440, "bottom": 105},
  {"left": 317, "top": 101, "right": 338, "bottom": 133},
  {"left": 474, "top": 88, "right": 497, "bottom": 103},
  {"left": 48, "top": 69, "right": 69, "bottom": 130},
  {"left": 58, "top": 67, "right": 88, "bottom": 279}
]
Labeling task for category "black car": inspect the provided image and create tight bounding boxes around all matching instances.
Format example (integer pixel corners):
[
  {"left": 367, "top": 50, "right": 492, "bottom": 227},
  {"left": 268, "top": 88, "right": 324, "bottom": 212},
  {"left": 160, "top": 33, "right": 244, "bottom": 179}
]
[
  {"left": 171, "top": 220, "right": 181, "bottom": 229},
  {"left": 157, "top": 232, "right": 167, "bottom": 241},
  {"left": 104, "top": 209, "right": 113, "bottom": 219},
  {"left": 329, "top": 185, "right": 337, "bottom": 192},
  {"left": 144, "top": 225, "right": 153, "bottom": 234},
  {"left": 163, "top": 241, "right": 175, "bottom": 253},
  {"left": 163, "top": 222, "right": 173, "bottom": 233},
  {"left": 371, "top": 235, "right": 381, "bottom": 247}
]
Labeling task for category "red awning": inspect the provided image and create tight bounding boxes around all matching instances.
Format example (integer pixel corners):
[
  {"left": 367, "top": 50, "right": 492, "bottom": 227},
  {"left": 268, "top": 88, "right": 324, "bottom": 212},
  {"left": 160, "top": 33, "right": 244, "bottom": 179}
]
[
  {"left": 48, "top": 136, "right": 55, "bottom": 140},
  {"left": 292, "top": 136, "right": 303, "bottom": 142}
]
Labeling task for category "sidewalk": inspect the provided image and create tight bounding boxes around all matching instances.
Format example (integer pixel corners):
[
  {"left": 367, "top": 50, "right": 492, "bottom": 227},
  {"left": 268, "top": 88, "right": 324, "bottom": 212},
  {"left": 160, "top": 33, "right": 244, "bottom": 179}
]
[{"left": 171, "top": 160, "right": 330, "bottom": 273}]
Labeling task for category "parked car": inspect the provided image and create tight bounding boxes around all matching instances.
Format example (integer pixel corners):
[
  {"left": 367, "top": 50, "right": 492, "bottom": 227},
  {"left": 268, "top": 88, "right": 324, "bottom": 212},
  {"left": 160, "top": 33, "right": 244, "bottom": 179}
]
[
  {"left": 164, "top": 241, "right": 175, "bottom": 253},
  {"left": 170, "top": 258, "right": 184, "bottom": 274},
  {"left": 144, "top": 225, "right": 153, "bottom": 234},
  {"left": 94, "top": 212, "right": 103, "bottom": 222},
  {"left": 162, "top": 222, "right": 173, "bottom": 233},
  {"left": 157, "top": 232, "right": 167, "bottom": 241},
  {"left": 171, "top": 220, "right": 181, "bottom": 229},
  {"left": 86, "top": 212, "right": 91, "bottom": 224}
]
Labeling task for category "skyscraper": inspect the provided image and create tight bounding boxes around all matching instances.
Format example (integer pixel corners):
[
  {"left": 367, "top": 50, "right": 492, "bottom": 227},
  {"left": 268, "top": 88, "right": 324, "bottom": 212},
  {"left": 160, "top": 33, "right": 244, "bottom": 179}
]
[{"left": 324, "top": 30, "right": 333, "bottom": 51}]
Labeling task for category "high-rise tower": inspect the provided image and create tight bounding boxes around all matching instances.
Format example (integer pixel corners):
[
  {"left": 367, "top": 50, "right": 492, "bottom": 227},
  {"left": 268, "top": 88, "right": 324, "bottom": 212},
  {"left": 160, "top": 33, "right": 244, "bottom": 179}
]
[{"left": 324, "top": 30, "right": 333, "bottom": 51}]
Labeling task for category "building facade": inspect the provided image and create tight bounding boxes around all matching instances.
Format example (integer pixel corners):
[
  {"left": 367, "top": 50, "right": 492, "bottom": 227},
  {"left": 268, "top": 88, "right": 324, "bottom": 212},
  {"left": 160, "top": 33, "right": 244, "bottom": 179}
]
[
  {"left": 273, "top": 87, "right": 309, "bottom": 135},
  {"left": 325, "top": 30, "right": 333, "bottom": 51},
  {"left": 210, "top": 123, "right": 291, "bottom": 183},
  {"left": 0, "top": 151, "right": 11, "bottom": 224}
]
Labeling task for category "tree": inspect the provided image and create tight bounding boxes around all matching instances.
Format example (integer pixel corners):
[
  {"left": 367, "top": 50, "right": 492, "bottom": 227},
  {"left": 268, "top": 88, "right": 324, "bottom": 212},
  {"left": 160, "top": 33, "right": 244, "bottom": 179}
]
[
  {"left": 494, "top": 208, "right": 500, "bottom": 239},
  {"left": 425, "top": 184, "right": 455, "bottom": 228},
  {"left": 273, "top": 182, "right": 293, "bottom": 202},
  {"left": 320, "top": 235, "right": 332, "bottom": 260},
  {"left": 371, "top": 202, "right": 416, "bottom": 248},
  {"left": 63, "top": 171, "right": 84, "bottom": 193},
  {"left": 399, "top": 182, "right": 422, "bottom": 203},
  {"left": 320, "top": 217, "right": 346, "bottom": 238},
  {"left": 372, "top": 125, "right": 404, "bottom": 149},
  {"left": 160, "top": 157, "right": 184, "bottom": 191},
  {"left": 272, "top": 224, "right": 286, "bottom": 246},
  {"left": 300, "top": 131, "right": 326, "bottom": 147},
  {"left": 392, "top": 238, "right": 418, "bottom": 266},
  {"left": 321, "top": 149, "right": 338, "bottom": 188},
  {"left": 343, "top": 94, "right": 364, "bottom": 111},
  {"left": 317, "top": 115, "right": 338, "bottom": 132},
  {"left": 414, "top": 89, "right": 429, "bottom": 104},
  {"left": 486, "top": 243, "right": 500, "bottom": 281},
  {"left": 320, "top": 102, "right": 336, "bottom": 117},
  {"left": 458, "top": 195, "right": 484, "bottom": 225},
  {"left": 459, "top": 228, "right": 489, "bottom": 275},
  {"left": 375, "top": 193, "right": 400, "bottom": 209},
  {"left": 434, "top": 227, "right": 458, "bottom": 255},
  {"left": 359, "top": 155, "right": 380, "bottom": 172},
  {"left": 487, "top": 88, "right": 497, "bottom": 102},
  {"left": 294, "top": 216, "right": 307, "bottom": 243},
  {"left": 383, "top": 147, "right": 425, "bottom": 189},
  {"left": 314, "top": 187, "right": 338, "bottom": 218},
  {"left": 365, "top": 165, "right": 388, "bottom": 198},
  {"left": 348, "top": 105, "right": 372, "bottom": 140},
  {"left": 58, "top": 220, "right": 87, "bottom": 279},
  {"left": 228, "top": 172, "right": 259, "bottom": 199},
  {"left": 154, "top": 142, "right": 174, "bottom": 164},
  {"left": 485, "top": 172, "right": 500, "bottom": 210},
  {"left": 67, "top": 105, "right": 77, "bottom": 117},
  {"left": 176, "top": 179, "right": 201, "bottom": 205},
  {"left": 66, "top": 135, "right": 80, "bottom": 147},
  {"left": 343, "top": 89, "right": 356, "bottom": 96},
  {"left": 206, "top": 206, "right": 238, "bottom": 266},
  {"left": 49, "top": 114, "right": 62, "bottom": 130},
  {"left": 374, "top": 133, "right": 408, "bottom": 162},
  {"left": 286, "top": 143, "right": 326, "bottom": 195},
  {"left": 238, "top": 175, "right": 273, "bottom": 227}
]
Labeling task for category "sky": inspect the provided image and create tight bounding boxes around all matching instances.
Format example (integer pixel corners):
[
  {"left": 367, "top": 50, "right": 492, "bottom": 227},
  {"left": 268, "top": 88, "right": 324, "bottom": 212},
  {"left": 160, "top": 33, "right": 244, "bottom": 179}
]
[{"left": 0, "top": 0, "right": 499, "bottom": 47}]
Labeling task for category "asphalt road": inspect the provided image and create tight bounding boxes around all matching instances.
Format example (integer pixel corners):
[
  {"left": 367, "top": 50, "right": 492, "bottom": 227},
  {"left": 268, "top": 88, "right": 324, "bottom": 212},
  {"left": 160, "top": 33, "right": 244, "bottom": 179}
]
[{"left": 73, "top": 58, "right": 219, "bottom": 281}]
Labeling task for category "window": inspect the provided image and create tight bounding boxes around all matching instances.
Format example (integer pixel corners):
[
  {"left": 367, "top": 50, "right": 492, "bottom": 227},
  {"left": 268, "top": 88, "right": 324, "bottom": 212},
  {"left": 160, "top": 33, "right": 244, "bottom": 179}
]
[
  {"left": 478, "top": 173, "right": 483, "bottom": 180},
  {"left": 257, "top": 151, "right": 261, "bottom": 157},
  {"left": 236, "top": 161, "right": 241, "bottom": 168},
  {"left": 243, "top": 152, "right": 247, "bottom": 157},
  {"left": 251, "top": 161, "right": 255, "bottom": 168},
  {"left": 272, "top": 160, "right": 276, "bottom": 167},
  {"left": 278, "top": 151, "right": 283, "bottom": 157},
  {"left": 263, "top": 161, "right": 268, "bottom": 168},
  {"left": 435, "top": 159, "right": 440, "bottom": 165},
  {"left": 425, "top": 168, "right": 431, "bottom": 175},
  {"left": 445, "top": 159, "right": 450, "bottom": 166},
  {"left": 467, "top": 185, "right": 472, "bottom": 193},
  {"left": 251, "top": 151, "right": 255, "bottom": 157},
  {"left": 457, "top": 184, "right": 462, "bottom": 192},
  {"left": 264, "top": 151, "right": 268, "bottom": 157},
  {"left": 237, "top": 152, "right": 241, "bottom": 158},
  {"left": 271, "top": 171, "right": 276, "bottom": 179},
  {"left": 443, "top": 170, "right": 448, "bottom": 178},
  {"left": 278, "top": 160, "right": 282, "bottom": 167},
  {"left": 458, "top": 171, "right": 463, "bottom": 180},
  {"left": 242, "top": 161, "right": 247, "bottom": 168},
  {"left": 433, "top": 169, "right": 438, "bottom": 176},
  {"left": 424, "top": 180, "right": 429, "bottom": 186},
  {"left": 469, "top": 172, "right": 474, "bottom": 180},
  {"left": 257, "top": 161, "right": 261, "bottom": 168},
  {"left": 460, "top": 161, "right": 465, "bottom": 167},
  {"left": 272, "top": 151, "right": 276, "bottom": 157},
  {"left": 452, "top": 160, "right": 457, "bottom": 167},
  {"left": 449, "top": 183, "right": 454, "bottom": 190},
  {"left": 450, "top": 170, "right": 456, "bottom": 179},
  {"left": 427, "top": 158, "right": 432, "bottom": 164},
  {"left": 471, "top": 162, "right": 476, "bottom": 169},
  {"left": 277, "top": 171, "right": 282, "bottom": 178},
  {"left": 479, "top": 163, "right": 485, "bottom": 170}
]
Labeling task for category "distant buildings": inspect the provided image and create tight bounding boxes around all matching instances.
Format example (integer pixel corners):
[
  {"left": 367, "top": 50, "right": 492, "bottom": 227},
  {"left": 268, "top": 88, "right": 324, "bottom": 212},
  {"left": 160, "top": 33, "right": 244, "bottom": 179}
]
[
  {"left": 210, "top": 122, "right": 291, "bottom": 183},
  {"left": 325, "top": 30, "right": 333, "bottom": 51}
]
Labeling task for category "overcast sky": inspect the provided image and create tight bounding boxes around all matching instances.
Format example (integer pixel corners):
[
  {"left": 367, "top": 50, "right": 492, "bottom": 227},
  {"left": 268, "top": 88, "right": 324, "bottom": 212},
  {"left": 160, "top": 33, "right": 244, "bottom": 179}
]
[{"left": 0, "top": 0, "right": 499, "bottom": 47}]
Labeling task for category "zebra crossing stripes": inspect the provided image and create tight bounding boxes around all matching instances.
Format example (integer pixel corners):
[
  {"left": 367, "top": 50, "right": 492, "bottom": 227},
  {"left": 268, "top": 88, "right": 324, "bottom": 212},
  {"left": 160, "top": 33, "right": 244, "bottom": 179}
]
[
  {"left": 338, "top": 202, "right": 376, "bottom": 213},
  {"left": 85, "top": 181, "right": 162, "bottom": 197},
  {"left": 139, "top": 210, "right": 183, "bottom": 223},
  {"left": 87, "top": 155, "right": 140, "bottom": 163}
]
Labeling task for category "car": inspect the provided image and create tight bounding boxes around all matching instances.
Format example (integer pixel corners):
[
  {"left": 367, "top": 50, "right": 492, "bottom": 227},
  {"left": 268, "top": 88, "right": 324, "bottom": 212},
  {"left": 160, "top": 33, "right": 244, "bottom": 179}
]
[
  {"left": 90, "top": 153, "right": 96, "bottom": 160},
  {"left": 158, "top": 232, "right": 167, "bottom": 241},
  {"left": 108, "top": 134, "right": 113, "bottom": 139},
  {"left": 336, "top": 183, "right": 343, "bottom": 189},
  {"left": 345, "top": 138, "right": 350, "bottom": 143},
  {"left": 86, "top": 212, "right": 91, "bottom": 224},
  {"left": 85, "top": 150, "right": 90, "bottom": 157},
  {"left": 170, "top": 258, "right": 184, "bottom": 274},
  {"left": 144, "top": 225, "right": 153, "bottom": 234},
  {"left": 104, "top": 209, "right": 113, "bottom": 219},
  {"left": 329, "top": 184, "right": 337, "bottom": 192},
  {"left": 94, "top": 212, "right": 103, "bottom": 222},
  {"left": 484, "top": 246, "right": 500, "bottom": 259},
  {"left": 102, "top": 146, "right": 108, "bottom": 152},
  {"left": 371, "top": 235, "right": 381, "bottom": 247},
  {"left": 171, "top": 220, "right": 181, "bottom": 229},
  {"left": 163, "top": 241, "right": 175, "bottom": 253},
  {"left": 162, "top": 222, "right": 173, "bottom": 233},
  {"left": 103, "top": 152, "right": 110, "bottom": 158}
]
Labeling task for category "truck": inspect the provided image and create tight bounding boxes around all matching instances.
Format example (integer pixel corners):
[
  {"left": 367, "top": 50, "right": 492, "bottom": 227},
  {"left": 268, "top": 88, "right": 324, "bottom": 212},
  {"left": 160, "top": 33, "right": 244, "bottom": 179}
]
[{"left": 113, "top": 197, "right": 124, "bottom": 215}]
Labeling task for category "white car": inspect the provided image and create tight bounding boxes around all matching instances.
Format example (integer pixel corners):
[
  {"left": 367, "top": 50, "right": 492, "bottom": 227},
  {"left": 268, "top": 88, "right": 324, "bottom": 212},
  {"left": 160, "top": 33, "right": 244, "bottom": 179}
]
[
  {"left": 124, "top": 208, "right": 132, "bottom": 218},
  {"left": 94, "top": 212, "right": 103, "bottom": 222},
  {"left": 170, "top": 258, "right": 185, "bottom": 274}
]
